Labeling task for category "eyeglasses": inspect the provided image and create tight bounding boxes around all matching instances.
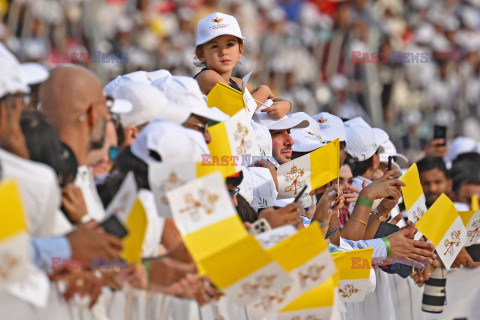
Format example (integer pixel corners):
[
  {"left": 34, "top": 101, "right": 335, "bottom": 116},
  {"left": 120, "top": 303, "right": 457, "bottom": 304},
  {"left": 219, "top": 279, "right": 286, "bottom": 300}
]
[
  {"left": 185, "top": 119, "right": 220, "bottom": 134},
  {"left": 228, "top": 187, "right": 240, "bottom": 196},
  {"left": 108, "top": 146, "right": 119, "bottom": 162}
]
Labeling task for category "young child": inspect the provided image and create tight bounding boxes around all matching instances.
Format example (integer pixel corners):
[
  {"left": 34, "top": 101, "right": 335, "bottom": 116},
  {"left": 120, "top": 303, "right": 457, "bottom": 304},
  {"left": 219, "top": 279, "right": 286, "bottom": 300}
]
[{"left": 194, "top": 12, "right": 291, "bottom": 120}]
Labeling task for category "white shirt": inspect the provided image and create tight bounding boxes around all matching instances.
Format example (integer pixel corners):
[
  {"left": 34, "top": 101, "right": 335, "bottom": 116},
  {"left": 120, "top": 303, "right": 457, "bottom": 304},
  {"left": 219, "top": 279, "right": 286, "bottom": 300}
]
[
  {"left": 0, "top": 147, "right": 60, "bottom": 237},
  {"left": 74, "top": 166, "right": 106, "bottom": 221}
]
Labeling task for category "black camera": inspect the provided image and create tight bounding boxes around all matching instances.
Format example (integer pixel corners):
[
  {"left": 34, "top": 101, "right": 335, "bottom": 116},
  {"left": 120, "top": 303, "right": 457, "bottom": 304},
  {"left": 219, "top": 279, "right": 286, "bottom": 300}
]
[{"left": 422, "top": 266, "right": 447, "bottom": 313}]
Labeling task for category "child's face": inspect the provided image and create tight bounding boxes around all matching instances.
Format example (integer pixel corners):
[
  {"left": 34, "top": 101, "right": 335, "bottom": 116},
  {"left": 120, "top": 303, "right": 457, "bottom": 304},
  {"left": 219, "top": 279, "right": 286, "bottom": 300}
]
[{"left": 196, "top": 35, "right": 243, "bottom": 75}]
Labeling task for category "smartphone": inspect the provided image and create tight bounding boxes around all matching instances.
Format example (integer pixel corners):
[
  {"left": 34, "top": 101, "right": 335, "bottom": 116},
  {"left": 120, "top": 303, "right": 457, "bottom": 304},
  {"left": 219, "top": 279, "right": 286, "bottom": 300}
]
[
  {"left": 249, "top": 218, "right": 272, "bottom": 235},
  {"left": 388, "top": 156, "right": 393, "bottom": 171},
  {"left": 100, "top": 215, "right": 128, "bottom": 239},
  {"left": 466, "top": 244, "right": 480, "bottom": 262},
  {"left": 294, "top": 185, "right": 308, "bottom": 203},
  {"left": 433, "top": 125, "right": 447, "bottom": 146},
  {"left": 325, "top": 227, "right": 337, "bottom": 240}
]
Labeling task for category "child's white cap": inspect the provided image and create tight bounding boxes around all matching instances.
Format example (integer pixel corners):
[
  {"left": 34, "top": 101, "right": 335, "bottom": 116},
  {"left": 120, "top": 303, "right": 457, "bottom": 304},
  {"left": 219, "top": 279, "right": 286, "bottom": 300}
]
[{"left": 196, "top": 12, "right": 244, "bottom": 46}]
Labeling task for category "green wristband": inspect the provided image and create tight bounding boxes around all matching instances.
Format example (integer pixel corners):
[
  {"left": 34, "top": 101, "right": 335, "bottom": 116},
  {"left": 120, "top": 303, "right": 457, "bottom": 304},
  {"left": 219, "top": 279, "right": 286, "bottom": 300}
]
[
  {"left": 356, "top": 197, "right": 373, "bottom": 208},
  {"left": 141, "top": 260, "right": 151, "bottom": 284},
  {"left": 382, "top": 237, "right": 391, "bottom": 257}
]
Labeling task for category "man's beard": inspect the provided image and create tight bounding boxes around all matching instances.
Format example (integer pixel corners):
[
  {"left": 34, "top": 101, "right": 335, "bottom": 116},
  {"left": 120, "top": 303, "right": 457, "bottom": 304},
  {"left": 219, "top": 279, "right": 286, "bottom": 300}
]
[{"left": 89, "top": 119, "right": 107, "bottom": 151}]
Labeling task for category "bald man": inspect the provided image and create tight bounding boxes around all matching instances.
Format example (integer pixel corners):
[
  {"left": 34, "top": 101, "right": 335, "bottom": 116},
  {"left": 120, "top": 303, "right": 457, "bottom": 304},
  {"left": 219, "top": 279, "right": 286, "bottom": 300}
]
[{"left": 40, "top": 65, "right": 109, "bottom": 221}]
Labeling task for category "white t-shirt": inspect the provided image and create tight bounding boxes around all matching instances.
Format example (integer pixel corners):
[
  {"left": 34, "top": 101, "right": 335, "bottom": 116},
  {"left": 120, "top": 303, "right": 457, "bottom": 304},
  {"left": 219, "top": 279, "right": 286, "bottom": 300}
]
[
  {"left": 75, "top": 166, "right": 106, "bottom": 221},
  {"left": 0, "top": 147, "right": 60, "bottom": 237}
]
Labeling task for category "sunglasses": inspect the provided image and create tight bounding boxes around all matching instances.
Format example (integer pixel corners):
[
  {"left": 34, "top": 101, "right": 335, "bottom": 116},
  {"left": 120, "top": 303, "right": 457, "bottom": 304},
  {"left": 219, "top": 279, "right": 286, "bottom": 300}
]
[
  {"left": 108, "top": 146, "right": 119, "bottom": 162},
  {"left": 228, "top": 187, "right": 240, "bottom": 196},
  {"left": 185, "top": 119, "right": 220, "bottom": 134}
]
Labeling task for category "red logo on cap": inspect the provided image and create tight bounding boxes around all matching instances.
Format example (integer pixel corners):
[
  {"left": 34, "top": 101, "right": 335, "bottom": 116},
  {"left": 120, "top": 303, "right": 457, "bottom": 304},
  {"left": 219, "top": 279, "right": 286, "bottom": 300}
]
[
  {"left": 318, "top": 118, "right": 327, "bottom": 124},
  {"left": 213, "top": 17, "right": 223, "bottom": 23}
]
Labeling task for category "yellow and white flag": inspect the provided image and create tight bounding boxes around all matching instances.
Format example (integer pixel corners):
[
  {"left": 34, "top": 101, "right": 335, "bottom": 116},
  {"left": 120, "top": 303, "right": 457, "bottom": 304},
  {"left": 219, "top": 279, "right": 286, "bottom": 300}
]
[
  {"left": 331, "top": 248, "right": 374, "bottom": 303},
  {"left": 472, "top": 195, "right": 479, "bottom": 211},
  {"left": 416, "top": 194, "right": 467, "bottom": 269},
  {"left": 149, "top": 161, "right": 234, "bottom": 218},
  {"left": 277, "top": 140, "right": 339, "bottom": 199},
  {"left": 247, "top": 222, "right": 336, "bottom": 318},
  {"left": 166, "top": 172, "right": 292, "bottom": 306},
  {"left": 459, "top": 210, "right": 480, "bottom": 246},
  {"left": 207, "top": 109, "right": 260, "bottom": 176},
  {"left": 400, "top": 163, "right": 427, "bottom": 223},
  {"left": 121, "top": 198, "right": 148, "bottom": 264},
  {"left": 106, "top": 171, "right": 137, "bottom": 222},
  {"left": 207, "top": 72, "right": 257, "bottom": 118},
  {"left": 0, "top": 179, "right": 31, "bottom": 287},
  {"left": 277, "top": 275, "right": 337, "bottom": 320}
]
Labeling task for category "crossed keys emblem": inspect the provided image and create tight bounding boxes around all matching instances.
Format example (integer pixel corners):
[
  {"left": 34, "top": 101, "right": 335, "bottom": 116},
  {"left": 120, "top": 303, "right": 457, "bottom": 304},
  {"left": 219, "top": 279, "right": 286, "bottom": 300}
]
[
  {"left": 285, "top": 165, "right": 305, "bottom": 195},
  {"left": 339, "top": 284, "right": 359, "bottom": 298},
  {"left": 298, "top": 264, "right": 326, "bottom": 288},
  {"left": 238, "top": 275, "right": 277, "bottom": 298},
  {"left": 0, "top": 252, "right": 19, "bottom": 281},
  {"left": 444, "top": 229, "right": 462, "bottom": 256},
  {"left": 411, "top": 207, "right": 426, "bottom": 223},
  {"left": 467, "top": 219, "right": 480, "bottom": 242},
  {"left": 161, "top": 172, "right": 186, "bottom": 204},
  {"left": 234, "top": 122, "right": 252, "bottom": 154},
  {"left": 178, "top": 190, "right": 219, "bottom": 221},
  {"left": 253, "top": 285, "right": 291, "bottom": 311}
]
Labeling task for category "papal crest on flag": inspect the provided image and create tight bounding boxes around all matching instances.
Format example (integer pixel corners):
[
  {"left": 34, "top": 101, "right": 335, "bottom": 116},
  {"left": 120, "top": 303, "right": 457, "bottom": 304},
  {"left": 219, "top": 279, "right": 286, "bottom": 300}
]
[
  {"left": 331, "top": 248, "right": 374, "bottom": 303},
  {"left": 247, "top": 222, "right": 336, "bottom": 318},
  {"left": 0, "top": 179, "right": 31, "bottom": 287},
  {"left": 416, "top": 194, "right": 467, "bottom": 269},
  {"left": 400, "top": 163, "right": 428, "bottom": 224},
  {"left": 149, "top": 161, "right": 234, "bottom": 218},
  {"left": 206, "top": 109, "right": 260, "bottom": 177},
  {"left": 459, "top": 210, "right": 480, "bottom": 246},
  {"left": 277, "top": 139, "right": 339, "bottom": 199}
]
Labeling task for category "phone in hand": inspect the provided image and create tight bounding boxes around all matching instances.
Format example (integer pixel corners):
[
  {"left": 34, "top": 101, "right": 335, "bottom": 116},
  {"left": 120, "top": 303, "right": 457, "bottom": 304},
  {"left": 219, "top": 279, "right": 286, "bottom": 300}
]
[
  {"left": 433, "top": 125, "right": 447, "bottom": 146},
  {"left": 294, "top": 185, "right": 308, "bottom": 203},
  {"left": 100, "top": 215, "right": 128, "bottom": 239},
  {"left": 325, "top": 227, "right": 337, "bottom": 240},
  {"left": 388, "top": 156, "right": 393, "bottom": 171},
  {"left": 249, "top": 218, "right": 272, "bottom": 235}
]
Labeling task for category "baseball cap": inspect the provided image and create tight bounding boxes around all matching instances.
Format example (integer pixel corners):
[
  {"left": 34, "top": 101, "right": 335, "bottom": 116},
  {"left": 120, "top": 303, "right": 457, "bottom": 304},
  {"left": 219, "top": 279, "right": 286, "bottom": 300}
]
[
  {"left": 445, "top": 136, "right": 479, "bottom": 163},
  {"left": 109, "top": 81, "right": 190, "bottom": 127},
  {"left": 251, "top": 121, "right": 272, "bottom": 157},
  {"left": 107, "top": 98, "right": 133, "bottom": 114},
  {"left": 19, "top": 62, "right": 49, "bottom": 86},
  {"left": 344, "top": 117, "right": 380, "bottom": 161},
  {"left": 373, "top": 128, "right": 389, "bottom": 153},
  {"left": 379, "top": 139, "right": 408, "bottom": 170},
  {"left": 253, "top": 107, "right": 309, "bottom": 131},
  {"left": 151, "top": 74, "right": 229, "bottom": 123},
  {"left": 196, "top": 12, "right": 245, "bottom": 46},
  {"left": 290, "top": 112, "right": 326, "bottom": 152},
  {"left": 311, "top": 112, "right": 347, "bottom": 142},
  {"left": 0, "top": 43, "right": 30, "bottom": 98},
  {"left": 104, "top": 71, "right": 151, "bottom": 96},
  {"left": 131, "top": 119, "right": 196, "bottom": 164}
]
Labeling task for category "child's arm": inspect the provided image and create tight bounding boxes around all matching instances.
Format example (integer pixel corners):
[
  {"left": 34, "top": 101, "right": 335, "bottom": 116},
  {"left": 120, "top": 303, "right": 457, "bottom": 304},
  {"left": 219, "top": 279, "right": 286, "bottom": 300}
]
[
  {"left": 196, "top": 70, "right": 230, "bottom": 95},
  {"left": 260, "top": 99, "right": 292, "bottom": 120}
]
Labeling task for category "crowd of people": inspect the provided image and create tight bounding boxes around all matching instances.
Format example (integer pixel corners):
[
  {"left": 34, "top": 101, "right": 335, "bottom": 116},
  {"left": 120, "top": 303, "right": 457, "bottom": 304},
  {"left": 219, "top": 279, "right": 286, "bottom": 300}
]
[{"left": 1, "top": 1, "right": 480, "bottom": 320}]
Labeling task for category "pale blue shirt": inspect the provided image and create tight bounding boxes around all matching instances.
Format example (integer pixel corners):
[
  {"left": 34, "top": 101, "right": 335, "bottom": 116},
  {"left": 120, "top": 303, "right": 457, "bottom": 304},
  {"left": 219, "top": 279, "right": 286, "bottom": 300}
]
[{"left": 31, "top": 237, "right": 71, "bottom": 270}]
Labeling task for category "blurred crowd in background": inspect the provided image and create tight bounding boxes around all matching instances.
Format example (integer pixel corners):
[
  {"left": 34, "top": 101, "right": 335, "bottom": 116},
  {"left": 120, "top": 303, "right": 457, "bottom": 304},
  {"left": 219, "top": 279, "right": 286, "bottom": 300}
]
[{"left": 2, "top": 0, "right": 480, "bottom": 160}]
